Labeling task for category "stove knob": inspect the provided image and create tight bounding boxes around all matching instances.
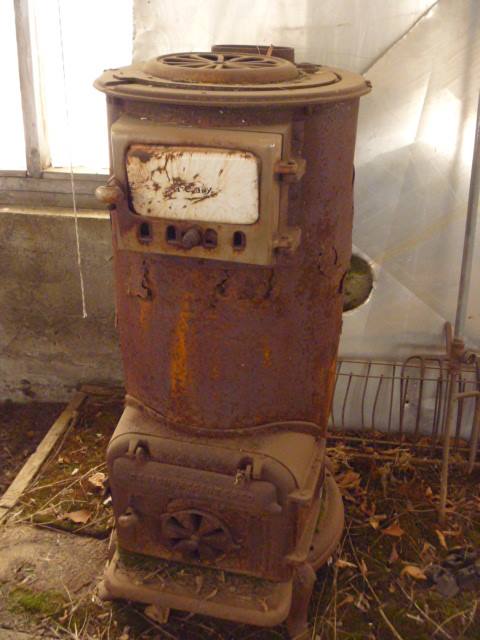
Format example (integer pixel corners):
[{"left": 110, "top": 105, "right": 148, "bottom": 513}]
[
  {"left": 118, "top": 508, "right": 139, "bottom": 529},
  {"left": 181, "top": 227, "right": 202, "bottom": 249},
  {"left": 95, "top": 178, "right": 124, "bottom": 205}
]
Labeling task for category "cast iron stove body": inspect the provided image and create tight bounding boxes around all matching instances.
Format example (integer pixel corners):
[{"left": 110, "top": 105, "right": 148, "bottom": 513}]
[{"left": 95, "top": 45, "right": 370, "bottom": 638}]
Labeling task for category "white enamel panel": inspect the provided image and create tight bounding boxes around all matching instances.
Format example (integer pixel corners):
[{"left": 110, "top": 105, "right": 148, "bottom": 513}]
[{"left": 126, "top": 145, "right": 259, "bottom": 224}]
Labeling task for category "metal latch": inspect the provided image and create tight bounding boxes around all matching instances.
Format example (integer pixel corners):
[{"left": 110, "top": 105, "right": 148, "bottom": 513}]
[
  {"left": 273, "top": 227, "right": 302, "bottom": 254},
  {"left": 95, "top": 176, "right": 125, "bottom": 205},
  {"left": 274, "top": 158, "right": 306, "bottom": 183}
]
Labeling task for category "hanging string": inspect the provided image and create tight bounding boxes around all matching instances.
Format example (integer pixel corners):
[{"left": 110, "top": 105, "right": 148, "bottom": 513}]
[{"left": 56, "top": 0, "right": 88, "bottom": 318}]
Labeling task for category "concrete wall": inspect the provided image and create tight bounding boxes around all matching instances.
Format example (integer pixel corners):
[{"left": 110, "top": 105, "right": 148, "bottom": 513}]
[{"left": 0, "top": 207, "right": 122, "bottom": 401}]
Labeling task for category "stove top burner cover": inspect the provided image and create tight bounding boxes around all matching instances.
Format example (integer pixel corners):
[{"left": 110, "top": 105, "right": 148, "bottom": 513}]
[{"left": 143, "top": 52, "right": 300, "bottom": 85}]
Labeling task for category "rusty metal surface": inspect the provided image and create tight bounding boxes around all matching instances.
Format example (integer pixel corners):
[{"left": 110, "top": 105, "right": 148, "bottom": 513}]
[
  {"left": 144, "top": 52, "right": 300, "bottom": 84},
  {"left": 102, "top": 549, "right": 294, "bottom": 628},
  {"left": 97, "top": 46, "right": 367, "bottom": 635},
  {"left": 106, "top": 404, "right": 324, "bottom": 581},
  {"left": 94, "top": 54, "right": 370, "bottom": 107},
  {"left": 100, "top": 471, "right": 343, "bottom": 632},
  {"left": 125, "top": 144, "right": 260, "bottom": 224},
  {"left": 212, "top": 44, "right": 296, "bottom": 63},
  {"left": 109, "top": 117, "right": 288, "bottom": 265},
  {"left": 111, "top": 102, "right": 358, "bottom": 432}
]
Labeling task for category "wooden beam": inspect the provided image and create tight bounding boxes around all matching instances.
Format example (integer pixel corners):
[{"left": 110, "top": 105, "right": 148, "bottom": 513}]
[
  {"left": 14, "top": 0, "right": 51, "bottom": 178},
  {"left": 0, "top": 174, "right": 104, "bottom": 195},
  {"left": 0, "top": 391, "right": 87, "bottom": 523}
]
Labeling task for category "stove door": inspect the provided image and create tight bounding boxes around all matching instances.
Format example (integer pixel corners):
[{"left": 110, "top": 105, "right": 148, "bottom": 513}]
[
  {"left": 109, "top": 453, "right": 294, "bottom": 581},
  {"left": 102, "top": 115, "right": 301, "bottom": 266},
  {"left": 126, "top": 145, "right": 260, "bottom": 225}
]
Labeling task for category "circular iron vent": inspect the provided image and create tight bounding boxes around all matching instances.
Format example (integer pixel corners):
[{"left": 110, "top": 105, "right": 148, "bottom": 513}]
[
  {"left": 144, "top": 52, "right": 299, "bottom": 84},
  {"left": 160, "top": 509, "right": 233, "bottom": 561}
]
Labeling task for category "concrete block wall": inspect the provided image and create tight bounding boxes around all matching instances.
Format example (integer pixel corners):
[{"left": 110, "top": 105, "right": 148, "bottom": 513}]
[{"left": 0, "top": 207, "right": 122, "bottom": 401}]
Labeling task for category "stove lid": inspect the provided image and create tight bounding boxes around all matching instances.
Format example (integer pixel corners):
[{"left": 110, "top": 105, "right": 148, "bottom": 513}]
[
  {"left": 95, "top": 49, "right": 371, "bottom": 107},
  {"left": 144, "top": 52, "right": 300, "bottom": 84}
]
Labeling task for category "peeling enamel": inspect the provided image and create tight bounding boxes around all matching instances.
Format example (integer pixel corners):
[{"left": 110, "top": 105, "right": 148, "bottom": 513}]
[{"left": 126, "top": 144, "right": 260, "bottom": 224}]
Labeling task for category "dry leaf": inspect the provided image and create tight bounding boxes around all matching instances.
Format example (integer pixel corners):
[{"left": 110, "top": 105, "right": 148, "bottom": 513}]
[
  {"left": 63, "top": 509, "right": 91, "bottom": 524},
  {"left": 383, "top": 447, "right": 403, "bottom": 456},
  {"left": 336, "top": 470, "right": 361, "bottom": 490},
  {"left": 443, "top": 528, "right": 462, "bottom": 537},
  {"left": 194, "top": 575, "right": 204, "bottom": 594},
  {"left": 354, "top": 592, "right": 370, "bottom": 612},
  {"left": 382, "top": 522, "right": 405, "bottom": 538},
  {"left": 389, "top": 544, "right": 399, "bottom": 565},
  {"left": 359, "top": 558, "right": 368, "bottom": 577},
  {"left": 401, "top": 565, "right": 427, "bottom": 581},
  {"left": 144, "top": 605, "right": 169, "bottom": 624},
  {"left": 338, "top": 594, "right": 355, "bottom": 608},
  {"left": 88, "top": 472, "right": 106, "bottom": 491},
  {"left": 359, "top": 499, "right": 371, "bottom": 515},
  {"left": 259, "top": 598, "right": 269, "bottom": 612},
  {"left": 369, "top": 514, "right": 387, "bottom": 530},
  {"left": 336, "top": 558, "right": 356, "bottom": 569},
  {"left": 71, "top": 467, "right": 79, "bottom": 476},
  {"left": 435, "top": 529, "right": 448, "bottom": 550},
  {"left": 425, "top": 486, "right": 433, "bottom": 498}
]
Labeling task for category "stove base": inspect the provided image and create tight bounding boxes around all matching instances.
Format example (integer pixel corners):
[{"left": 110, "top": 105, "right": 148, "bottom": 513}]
[
  {"left": 99, "top": 474, "right": 344, "bottom": 639},
  {"left": 309, "top": 471, "right": 344, "bottom": 570}
]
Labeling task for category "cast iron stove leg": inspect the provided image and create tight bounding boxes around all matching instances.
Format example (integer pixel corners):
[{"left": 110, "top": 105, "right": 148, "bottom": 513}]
[
  {"left": 97, "top": 580, "right": 114, "bottom": 602},
  {"left": 285, "top": 562, "right": 316, "bottom": 639}
]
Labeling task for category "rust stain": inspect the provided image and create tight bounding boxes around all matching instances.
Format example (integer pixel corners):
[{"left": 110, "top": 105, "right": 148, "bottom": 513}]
[
  {"left": 128, "top": 148, "right": 151, "bottom": 162},
  {"left": 127, "top": 261, "right": 152, "bottom": 300},
  {"left": 163, "top": 176, "right": 219, "bottom": 203},
  {"left": 263, "top": 342, "right": 272, "bottom": 368},
  {"left": 139, "top": 298, "right": 152, "bottom": 332},
  {"left": 170, "top": 292, "right": 193, "bottom": 396},
  {"left": 316, "top": 357, "right": 338, "bottom": 431}
]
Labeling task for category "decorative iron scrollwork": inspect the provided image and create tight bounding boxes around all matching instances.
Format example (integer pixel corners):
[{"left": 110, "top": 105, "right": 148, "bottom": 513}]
[{"left": 160, "top": 509, "right": 233, "bottom": 562}]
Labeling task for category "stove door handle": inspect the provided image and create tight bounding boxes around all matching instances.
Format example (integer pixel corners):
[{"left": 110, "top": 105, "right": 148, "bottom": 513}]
[
  {"left": 118, "top": 507, "right": 139, "bottom": 529},
  {"left": 95, "top": 177, "right": 125, "bottom": 205}
]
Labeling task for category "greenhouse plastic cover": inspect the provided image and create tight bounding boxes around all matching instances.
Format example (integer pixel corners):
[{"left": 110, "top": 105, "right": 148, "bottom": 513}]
[{"left": 133, "top": 0, "right": 480, "bottom": 358}]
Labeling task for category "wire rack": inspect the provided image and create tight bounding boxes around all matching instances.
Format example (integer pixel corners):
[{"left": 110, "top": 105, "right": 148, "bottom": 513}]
[{"left": 330, "top": 356, "right": 480, "bottom": 453}]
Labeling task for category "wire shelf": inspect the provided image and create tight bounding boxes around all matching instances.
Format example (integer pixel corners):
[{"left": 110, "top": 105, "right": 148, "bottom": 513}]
[{"left": 330, "top": 356, "right": 480, "bottom": 453}]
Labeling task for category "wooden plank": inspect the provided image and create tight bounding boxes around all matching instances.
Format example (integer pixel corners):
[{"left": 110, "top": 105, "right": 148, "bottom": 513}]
[
  {"left": 0, "top": 169, "right": 28, "bottom": 178},
  {"left": 0, "top": 629, "right": 42, "bottom": 640},
  {"left": 0, "top": 175, "right": 105, "bottom": 195},
  {"left": 80, "top": 383, "right": 124, "bottom": 396},
  {"left": 14, "top": 0, "right": 50, "bottom": 177},
  {"left": 0, "top": 190, "right": 104, "bottom": 210},
  {"left": 0, "top": 391, "right": 87, "bottom": 521},
  {"left": 43, "top": 169, "right": 108, "bottom": 181}
]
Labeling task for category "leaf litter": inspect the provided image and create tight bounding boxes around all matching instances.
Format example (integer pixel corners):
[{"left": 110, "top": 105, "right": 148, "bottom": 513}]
[
  {"left": 13, "top": 388, "right": 123, "bottom": 538},
  {"left": 6, "top": 397, "right": 480, "bottom": 639}
]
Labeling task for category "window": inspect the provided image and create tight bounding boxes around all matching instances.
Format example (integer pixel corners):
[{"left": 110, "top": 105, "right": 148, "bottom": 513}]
[
  {"left": 0, "top": 0, "right": 133, "bottom": 207},
  {"left": 0, "top": 0, "right": 25, "bottom": 170}
]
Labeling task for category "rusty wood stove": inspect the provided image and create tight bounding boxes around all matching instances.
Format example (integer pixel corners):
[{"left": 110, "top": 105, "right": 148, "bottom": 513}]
[{"left": 94, "top": 46, "right": 371, "bottom": 639}]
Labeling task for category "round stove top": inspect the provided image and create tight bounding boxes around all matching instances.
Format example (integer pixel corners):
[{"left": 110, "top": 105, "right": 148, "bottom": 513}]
[
  {"left": 95, "top": 50, "right": 371, "bottom": 107},
  {"left": 144, "top": 52, "right": 300, "bottom": 84}
]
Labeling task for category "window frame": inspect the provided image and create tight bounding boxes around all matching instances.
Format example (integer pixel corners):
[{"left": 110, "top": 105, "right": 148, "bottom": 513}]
[{"left": 0, "top": 0, "right": 106, "bottom": 210}]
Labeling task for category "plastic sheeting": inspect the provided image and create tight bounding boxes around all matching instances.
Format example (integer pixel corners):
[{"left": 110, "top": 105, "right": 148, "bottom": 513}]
[
  {"left": 133, "top": 0, "right": 435, "bottom": 72},
  {"left": 132, "top": 0, "right": 479, "bottom": 360},
  {"left": 343, "top": 0, "right": 480, "bottom": 359}
]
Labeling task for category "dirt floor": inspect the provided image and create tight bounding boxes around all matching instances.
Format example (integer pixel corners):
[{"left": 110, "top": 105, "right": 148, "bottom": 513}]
[
  {"left": 0, "top": 401, "right": 64, "bottom": 496},
  {"left": 1, "top": 394, "right": 480, "bottom": 639},
  {"left": 16, "top": 390, "right": 123, "bottom": 538}
]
